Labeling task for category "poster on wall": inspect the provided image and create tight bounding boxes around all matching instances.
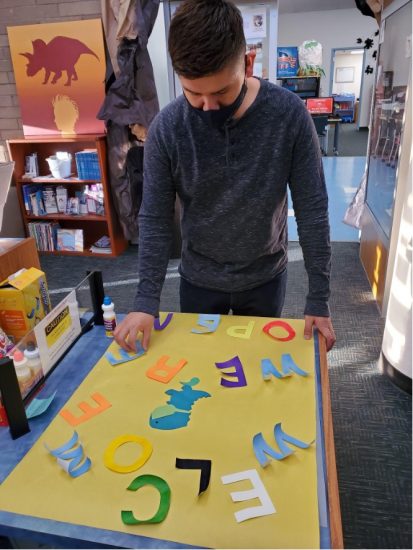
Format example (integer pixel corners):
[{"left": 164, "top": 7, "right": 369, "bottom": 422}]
[
  {"left": 277, "top": 47, "right": 299, "bottom": 78},
  {"left": 240, "top": 7, "right": 267, "bottom": 39},
  {"left": 7, "top": 19, "right": 106, "bottom": 136}
]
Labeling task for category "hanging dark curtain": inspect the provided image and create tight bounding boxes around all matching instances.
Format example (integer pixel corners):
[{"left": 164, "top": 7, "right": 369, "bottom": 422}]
[{"left": 98, "top": 0, "right": 160, "bottom": 241}]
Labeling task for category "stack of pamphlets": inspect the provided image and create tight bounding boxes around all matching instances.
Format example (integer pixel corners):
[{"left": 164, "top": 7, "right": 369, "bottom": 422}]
[
  {"left": 42, "top": 187, "right": 58, "bottom": 214},
  {"left": 90, "top": 235, "right": 111, "bottom": 254},
  {"left": 23, "top": 153, "right": 39, "bottom": 178},
  {"left": 22, "top": 184, "right": 105, "bottom": 217},
  {"left": 56, "top": 186, "right": 68, "bottom": 213}
]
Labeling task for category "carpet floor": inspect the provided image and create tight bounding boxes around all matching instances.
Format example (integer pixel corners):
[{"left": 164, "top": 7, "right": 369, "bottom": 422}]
[{"left": 38, "top": 241, "right": 412, "bottom": 549}]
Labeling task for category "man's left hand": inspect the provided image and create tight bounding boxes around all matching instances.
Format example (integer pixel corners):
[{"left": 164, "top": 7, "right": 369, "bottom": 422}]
[{"left": 304, "top": 315, "right": 336, "bottom": 351}]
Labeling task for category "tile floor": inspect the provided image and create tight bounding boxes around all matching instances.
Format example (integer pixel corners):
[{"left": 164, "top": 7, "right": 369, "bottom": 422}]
[{"left": 288, "top": 156, "right": 365, "bottom": 242}]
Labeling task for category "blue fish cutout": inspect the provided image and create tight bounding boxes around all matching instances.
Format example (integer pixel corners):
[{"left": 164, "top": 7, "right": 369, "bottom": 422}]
[
  {"left": 149, "top": 378, "right": 211, "bottom": 430},
  {"left": 149, "top": 405, "right": 190, "bottom": 430},
  {"left": 166, "top": 377, "right": 210, "bottom": 411}
]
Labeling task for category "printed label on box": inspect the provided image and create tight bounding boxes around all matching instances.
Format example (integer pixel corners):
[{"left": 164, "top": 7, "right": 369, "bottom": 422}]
[{"left": 34, "top": 291, "right": 81, "bottom": 374}]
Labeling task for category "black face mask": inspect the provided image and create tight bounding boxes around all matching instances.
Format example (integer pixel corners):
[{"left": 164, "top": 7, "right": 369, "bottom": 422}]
[{"left": 188, "top": 80, "right": 248, "bottom": 130}]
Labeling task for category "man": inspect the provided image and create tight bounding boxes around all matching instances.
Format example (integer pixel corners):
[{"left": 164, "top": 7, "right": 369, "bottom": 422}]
[{"left": 114, "top": 0, "right": 336, "bottom": 352}]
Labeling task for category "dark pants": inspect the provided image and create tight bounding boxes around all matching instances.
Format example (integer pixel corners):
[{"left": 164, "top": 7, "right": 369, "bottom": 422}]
[{"left": 180, "top": 269, "right": 287, "bottom": 317}]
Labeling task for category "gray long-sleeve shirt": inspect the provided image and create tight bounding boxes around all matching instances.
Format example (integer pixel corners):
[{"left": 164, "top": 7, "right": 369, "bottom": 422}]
[{"left": 134, "top": 78, "right": 331, "bottom": 317}]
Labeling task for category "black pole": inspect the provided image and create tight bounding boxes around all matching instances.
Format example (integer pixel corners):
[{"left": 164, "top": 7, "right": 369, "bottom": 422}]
[
  {"left": 87, "top": 270, "right": 104, "bottom": 325},
  {"left": 0, "top": 357, "right": 30, "bottom": 439}
]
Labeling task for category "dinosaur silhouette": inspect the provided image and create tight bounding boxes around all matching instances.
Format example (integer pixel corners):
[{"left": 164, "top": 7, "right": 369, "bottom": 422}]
[{"left": 20, "top": 36, "right": 99, "bottom": 86}]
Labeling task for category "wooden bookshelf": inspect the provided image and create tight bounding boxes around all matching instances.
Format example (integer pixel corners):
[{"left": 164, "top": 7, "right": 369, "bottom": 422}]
[{"left": 7, "top": 135, "right": 127, "bottom": 258}]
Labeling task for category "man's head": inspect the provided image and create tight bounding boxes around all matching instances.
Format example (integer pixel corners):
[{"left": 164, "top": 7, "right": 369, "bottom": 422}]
[
  {"left": 169, "top": 0, "right": 246, "bottom": 79},
  {"left": 169, "top": 0, "right": 247, "bottom": 111}
]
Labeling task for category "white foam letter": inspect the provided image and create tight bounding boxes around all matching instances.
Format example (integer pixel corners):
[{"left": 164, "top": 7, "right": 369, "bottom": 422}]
[{"left": 221, "top": 469, "right": 276, "bottom": 522}]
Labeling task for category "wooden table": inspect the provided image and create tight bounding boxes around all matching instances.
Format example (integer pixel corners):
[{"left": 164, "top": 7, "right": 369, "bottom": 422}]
[
  {"left": 318, "top": 335, "right": 343, "bottom": 549},
  {"left": 0, "top": 323, "right": 343, "bottom": 548},
  {"left": 0, "top": 237, "right": 40, "bottom": 281}
]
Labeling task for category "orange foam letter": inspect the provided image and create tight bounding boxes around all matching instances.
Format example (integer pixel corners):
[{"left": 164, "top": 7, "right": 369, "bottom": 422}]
[
  {"left": 146, "top": 355, "right": 187, "bottom": 384},
  {"left": 60, "top": 392, "right": 112, "bottom": 426}
]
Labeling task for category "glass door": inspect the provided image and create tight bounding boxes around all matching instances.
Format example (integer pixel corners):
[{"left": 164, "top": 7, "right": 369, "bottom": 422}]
[{"left": 365, "top": 0, "right": 412, "bottom": 239}]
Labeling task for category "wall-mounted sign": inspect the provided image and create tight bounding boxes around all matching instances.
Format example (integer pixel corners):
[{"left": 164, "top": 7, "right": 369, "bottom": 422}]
[{"left": 241, "top": 7, "right": 267, "bottom": 39}]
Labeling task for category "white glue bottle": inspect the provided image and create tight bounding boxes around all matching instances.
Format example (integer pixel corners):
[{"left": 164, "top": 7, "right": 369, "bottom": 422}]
[
  {"left": 13, "top": 349, "right": 33, "bottom": 396},
  {"left": 102, "top": 296, "right": 117, "bottom": 337},
  {"left": 24, "top": 342, "right": 43, "bottom": 381}
]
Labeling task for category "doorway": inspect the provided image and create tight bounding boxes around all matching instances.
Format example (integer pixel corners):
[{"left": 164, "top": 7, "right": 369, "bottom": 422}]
[{"left": 330, "top": 47, "right": 366, "bottom": 129}]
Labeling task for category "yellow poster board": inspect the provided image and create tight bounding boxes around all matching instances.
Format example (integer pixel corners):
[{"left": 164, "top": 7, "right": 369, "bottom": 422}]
[{"left": 0, "top": 314, "right": 319, "bottom": 548}]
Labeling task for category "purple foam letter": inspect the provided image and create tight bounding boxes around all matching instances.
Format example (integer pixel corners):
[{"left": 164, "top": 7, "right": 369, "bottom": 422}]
[{"left": 215, "top": 356, "right": 247, "bottom": 388}]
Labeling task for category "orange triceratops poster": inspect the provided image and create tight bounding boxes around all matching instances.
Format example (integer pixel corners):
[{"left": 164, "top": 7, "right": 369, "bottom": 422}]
[{"left": 7, "top": 19, "right": 106, "bottom": 136}]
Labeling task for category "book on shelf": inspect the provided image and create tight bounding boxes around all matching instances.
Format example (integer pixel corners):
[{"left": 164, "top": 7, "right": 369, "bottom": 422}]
[
  {"left": 22, "top": 184, "right": 106, "bottom": 218},
  {"left": 75, "top": 149, "right": 101, "bottom": 180},
  {"left": 42, "top": 187, "right": 58, "bottom": 214},
  {"left": 90, "top": 235, "right": 111, "bottom": 254},
  {"left": 56, "top": 229, "right": 84, "bottom": 252},
  {"left": 67, "top": 197, "right": 80, "bottom": 215},
  {"left": 90, "top": 245, "right": 112, "bottom": 254},
  {"left": 23, "top": 153, "right": 39, "bottom": 178},
  {"left": 23, "top": 185, "right": 58, "bottom": 216},
  {"left": 86, "top": 196, "right": 96, "bottom": 214},
  {"left": 56, "top": 186, "right": 68, "bottom": 213},
  {"left": 29, "top": 190, "right": 46, "bottom": 216},
  {"left": 76, "top": 190, "right": 88, "bottom": 215},
  {"left": 84, "top": 184, "right": 105, "bottom": 216},
  {"left": 28, "top": 222, "right": 59, "bottom": 251},
  {"left": 28, "top": 224, "right": 85, "bottom": 253},
  {"left": 22, "top": 184, "right": 34, "bottom": 213}
]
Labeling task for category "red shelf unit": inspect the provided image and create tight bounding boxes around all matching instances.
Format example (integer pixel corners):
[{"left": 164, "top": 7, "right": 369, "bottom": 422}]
[{"left": 7, "top": 135, "right": 128, "bottom": 258}]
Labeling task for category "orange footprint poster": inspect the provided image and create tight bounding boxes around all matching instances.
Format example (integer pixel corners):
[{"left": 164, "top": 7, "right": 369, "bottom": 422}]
[{"left": 7, "top": 19, "right": 106, "bottom": 136}]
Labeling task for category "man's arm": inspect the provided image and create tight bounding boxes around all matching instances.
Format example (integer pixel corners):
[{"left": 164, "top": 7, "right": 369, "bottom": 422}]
[
  {"left": 288, "top": 106, "right": 336, "bottom": 350},
  {"left": 134, "top": 120, "right": 176, "bottom": 316},
  {"left": 114, "top": 117, "right": 176, "bottom": 351}
]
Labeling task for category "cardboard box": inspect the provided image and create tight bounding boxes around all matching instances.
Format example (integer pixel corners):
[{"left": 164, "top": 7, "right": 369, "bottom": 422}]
[{"left": 0, "top": 267, "right": 51, "bottom": 343}]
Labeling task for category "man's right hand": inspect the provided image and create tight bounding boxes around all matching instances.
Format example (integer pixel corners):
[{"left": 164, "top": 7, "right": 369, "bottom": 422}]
[{"left": 113, "top": 312, "right": 154, "bottom": 352}]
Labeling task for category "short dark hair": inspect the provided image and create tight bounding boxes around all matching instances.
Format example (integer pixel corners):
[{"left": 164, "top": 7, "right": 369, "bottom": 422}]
[{"left": 168, "top": 0, "right": 246, "bottom": 78}]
